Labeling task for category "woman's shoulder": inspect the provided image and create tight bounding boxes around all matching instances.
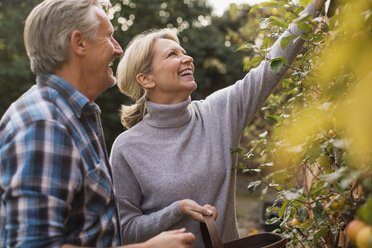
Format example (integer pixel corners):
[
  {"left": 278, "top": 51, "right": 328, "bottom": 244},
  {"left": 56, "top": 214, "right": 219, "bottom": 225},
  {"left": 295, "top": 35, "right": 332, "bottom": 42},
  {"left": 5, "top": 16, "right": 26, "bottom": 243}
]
[
  {"left": 112, "top": 121, "right": 147, "bottom": 147},
  {"left": 114, "top": 125, "right": 137, "bottom": 141}
]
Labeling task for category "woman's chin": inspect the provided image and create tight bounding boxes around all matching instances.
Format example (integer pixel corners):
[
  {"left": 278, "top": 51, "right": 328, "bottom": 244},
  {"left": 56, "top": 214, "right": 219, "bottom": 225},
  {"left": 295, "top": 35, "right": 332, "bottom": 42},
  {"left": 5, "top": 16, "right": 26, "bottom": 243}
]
[{"left": 184, "top": 81, "right": 197, "bottom": 92}]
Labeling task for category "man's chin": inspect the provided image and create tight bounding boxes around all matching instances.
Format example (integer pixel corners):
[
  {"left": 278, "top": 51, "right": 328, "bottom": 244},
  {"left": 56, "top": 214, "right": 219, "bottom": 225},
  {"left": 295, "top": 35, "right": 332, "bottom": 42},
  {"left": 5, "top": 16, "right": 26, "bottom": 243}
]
[
  {"left": 107, "top": 77, "right": 117, "bottom": 88},
  {"left": 100, "top": 78, "right": 117, "bottom": 95}
]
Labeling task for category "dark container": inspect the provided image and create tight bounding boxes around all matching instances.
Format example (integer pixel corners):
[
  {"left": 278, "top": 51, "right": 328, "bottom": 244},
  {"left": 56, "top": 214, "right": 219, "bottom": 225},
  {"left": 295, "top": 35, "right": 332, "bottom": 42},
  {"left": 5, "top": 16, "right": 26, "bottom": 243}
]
[{"left": 201, "top": 215, "right": 286, "bottom": 248}]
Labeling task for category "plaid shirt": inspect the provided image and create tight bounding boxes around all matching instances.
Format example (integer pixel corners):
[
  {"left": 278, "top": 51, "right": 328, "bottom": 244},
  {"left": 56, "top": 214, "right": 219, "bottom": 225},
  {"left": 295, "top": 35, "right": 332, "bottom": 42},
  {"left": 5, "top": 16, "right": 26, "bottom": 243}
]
[{"left": 0, "top": 74, "right": 120, "bottom": 247}]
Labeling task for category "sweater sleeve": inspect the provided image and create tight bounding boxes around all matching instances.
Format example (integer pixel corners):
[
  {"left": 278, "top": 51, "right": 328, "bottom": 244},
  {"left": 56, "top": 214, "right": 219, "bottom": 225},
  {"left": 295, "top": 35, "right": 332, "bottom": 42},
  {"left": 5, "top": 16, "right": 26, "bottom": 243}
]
[
  {"left": 110, "top": 141, "right": 183, "bottom": 245},
  {"left": 201, "top": 3, "right": 318, "bottom": 137}
]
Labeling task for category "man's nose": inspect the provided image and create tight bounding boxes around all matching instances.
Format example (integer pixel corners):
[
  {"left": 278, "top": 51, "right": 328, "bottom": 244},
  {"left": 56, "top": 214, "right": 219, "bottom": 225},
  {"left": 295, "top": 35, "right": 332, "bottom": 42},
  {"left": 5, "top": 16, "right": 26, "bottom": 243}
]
[{"left": 113, "top": 38, "right": 123, "bottom": 57}]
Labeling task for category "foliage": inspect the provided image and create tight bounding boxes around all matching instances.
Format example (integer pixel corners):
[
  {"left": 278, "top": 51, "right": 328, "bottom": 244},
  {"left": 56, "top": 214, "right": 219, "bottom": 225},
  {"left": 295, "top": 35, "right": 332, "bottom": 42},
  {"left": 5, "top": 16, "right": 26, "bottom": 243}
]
[
  {"left": 0, "top": 0, "right": 38, "bottom": 115},
  {"left": 237, "top": 0, "right": 372, "bottom": 247},
  {"left": 0, "top": 0, "right": 247, "bottom": 151}
]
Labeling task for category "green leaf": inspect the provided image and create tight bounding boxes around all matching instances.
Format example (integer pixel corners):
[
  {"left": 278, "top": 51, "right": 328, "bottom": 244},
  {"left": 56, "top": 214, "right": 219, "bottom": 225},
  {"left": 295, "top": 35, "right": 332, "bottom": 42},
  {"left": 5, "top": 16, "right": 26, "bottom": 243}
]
[
  {"left": 321, "top": 23, "right": 330, "bottom": 33},
  {"left": 308, "top": 147, "right": 322, "bottom": 164},
  {"left": 299, "top": 0, "right": 312, "bottom": 7},
  {"left": 278, "top": 200, "right": 289, "bottom": 219},
  {"left": 280, "top": 35, "right": 296, "bottom": 50},
  {"left": 314, "top": 228, "right": 329, "bottom": 240},
  {"left": 298, "top": 22, "right": 312, "bottom": 33},
  {"left": 282, "top": 78, "right": 293, "bottom": 88},
  {"left": 310, "top": 180, "right": 328, "bottom": 199},
  {"left": 247, "top": 180, "right": 262, "bottom": 193},
  {"left": 263, "top": 36, "right": 271, "bottom": 50},
  {"left": 245, "top": 148, "right": 255, "bottom": 160},
  {"left": 313, "top": 200, "right": 328, "bottom": 224},
  {"left": 269, "top": 16, "right": 288, "bottom": 29},
  {"left": 270, "top": 57, "right": 288, "bottom": 75},
  {"left": 264, "top": 114, "right": 279, "bottom": 122},
  {"left": 236, "top": 43, "right": 254, "bottom": 52},
  {"left": 266, "top": 217, "right": 281, "bottom": 224},
  {"left": 357, "top": 197, "right": 372, "bottom": 226},
  {"left": 244, "top": 56, "right": 263, "bottom": 71},
  {"left": 230, "top": 147, "right": 243, "bottom": 155},
  {"left": 297, "top": 207, "right": 309, "bottom": 222},
  {"left": 294, "top": 6, "right": 305, "bottom": 15}
]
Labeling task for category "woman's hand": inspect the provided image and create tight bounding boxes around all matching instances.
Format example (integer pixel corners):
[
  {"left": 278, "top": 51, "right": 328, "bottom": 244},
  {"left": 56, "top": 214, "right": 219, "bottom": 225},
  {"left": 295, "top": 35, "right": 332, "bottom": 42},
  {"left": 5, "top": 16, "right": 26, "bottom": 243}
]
[
  {"left": 178, "top": 199, "right": 218, "bottom": 222},
  {"left": 142, "top": 228, "right": 195, "bottom": 248},
  {"left": 313, "top": 0, "right": 328, "bottom": 11}
]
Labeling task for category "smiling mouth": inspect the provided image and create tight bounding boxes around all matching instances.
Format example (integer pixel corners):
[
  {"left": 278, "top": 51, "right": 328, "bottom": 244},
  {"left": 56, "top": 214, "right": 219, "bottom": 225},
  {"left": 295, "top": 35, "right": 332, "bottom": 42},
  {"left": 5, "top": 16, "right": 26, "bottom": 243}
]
[{"left": 179, "top": 69, "right": 193, "bottom": 77}]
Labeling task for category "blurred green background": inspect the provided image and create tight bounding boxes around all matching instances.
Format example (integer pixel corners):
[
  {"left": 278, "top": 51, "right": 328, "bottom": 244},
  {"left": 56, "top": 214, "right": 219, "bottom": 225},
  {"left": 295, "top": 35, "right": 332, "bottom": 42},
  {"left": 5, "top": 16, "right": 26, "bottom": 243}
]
[
  {"left": 0, "top": 0, "right": 274, "bottom": 151},
  {"left": 0, "top": 0, "right": 245, "bottom": 149}
]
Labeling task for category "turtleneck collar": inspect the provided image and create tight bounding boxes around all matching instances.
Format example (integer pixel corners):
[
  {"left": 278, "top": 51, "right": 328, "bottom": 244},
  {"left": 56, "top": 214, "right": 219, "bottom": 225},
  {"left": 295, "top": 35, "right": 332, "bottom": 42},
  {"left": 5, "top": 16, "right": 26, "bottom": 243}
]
[{"left": 143, "top": 97, "right": 192, "bottom": 128}]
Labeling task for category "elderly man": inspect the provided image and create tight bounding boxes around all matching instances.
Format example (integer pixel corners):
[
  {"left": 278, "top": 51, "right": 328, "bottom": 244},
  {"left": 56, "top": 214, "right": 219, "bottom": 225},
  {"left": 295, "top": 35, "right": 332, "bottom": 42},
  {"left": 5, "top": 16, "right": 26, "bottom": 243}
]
[{"left": 0, "top": 0, "right": 195, "bottom": 247}]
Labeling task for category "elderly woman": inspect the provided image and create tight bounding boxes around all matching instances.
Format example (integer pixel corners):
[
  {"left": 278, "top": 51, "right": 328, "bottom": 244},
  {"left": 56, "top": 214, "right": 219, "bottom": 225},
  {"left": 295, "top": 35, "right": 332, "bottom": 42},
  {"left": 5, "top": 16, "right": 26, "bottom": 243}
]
[{"left": 110, "top": 0, "right": 326, "bottom": 247}]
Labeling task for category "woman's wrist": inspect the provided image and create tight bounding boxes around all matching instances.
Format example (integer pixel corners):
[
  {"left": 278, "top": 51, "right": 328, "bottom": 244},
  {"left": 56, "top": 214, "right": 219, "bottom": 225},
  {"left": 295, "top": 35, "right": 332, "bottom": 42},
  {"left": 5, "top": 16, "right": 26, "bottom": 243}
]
[{"left": 178, "top": 200, "right": 185, "bottom": 215}]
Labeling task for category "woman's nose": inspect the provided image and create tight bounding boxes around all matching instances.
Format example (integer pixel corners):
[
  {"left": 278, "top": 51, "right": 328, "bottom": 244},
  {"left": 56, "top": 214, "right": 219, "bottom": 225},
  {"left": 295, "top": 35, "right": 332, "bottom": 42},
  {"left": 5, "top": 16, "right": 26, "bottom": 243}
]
[{"left": 182, "top": 54, "right": 193, "bottom": 63}]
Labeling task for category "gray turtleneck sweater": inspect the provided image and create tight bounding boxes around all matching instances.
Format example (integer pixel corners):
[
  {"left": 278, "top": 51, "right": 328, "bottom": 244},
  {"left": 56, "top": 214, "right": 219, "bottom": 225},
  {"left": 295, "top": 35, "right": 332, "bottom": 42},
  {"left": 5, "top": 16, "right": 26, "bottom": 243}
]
[{"left": 110, "top": 4, "right": 317, "bottom": 247}]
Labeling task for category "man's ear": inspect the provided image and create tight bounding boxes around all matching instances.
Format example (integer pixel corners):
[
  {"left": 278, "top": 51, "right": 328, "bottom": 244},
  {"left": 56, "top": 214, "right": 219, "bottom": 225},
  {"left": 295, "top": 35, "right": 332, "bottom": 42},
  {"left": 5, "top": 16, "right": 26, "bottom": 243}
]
[
  {"left": 70, "top": 30, "right": 87, "bottom": 56},
  {"left": 136, "top": 73, "right": 155, "bottom": 89}
]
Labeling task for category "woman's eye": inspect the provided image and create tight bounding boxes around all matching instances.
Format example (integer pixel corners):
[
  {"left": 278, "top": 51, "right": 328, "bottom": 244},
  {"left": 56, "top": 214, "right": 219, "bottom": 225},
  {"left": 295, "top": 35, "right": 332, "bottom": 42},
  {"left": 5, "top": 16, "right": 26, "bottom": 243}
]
[{"left": 168, "top": 52, "right": 176, "bottom": 57}]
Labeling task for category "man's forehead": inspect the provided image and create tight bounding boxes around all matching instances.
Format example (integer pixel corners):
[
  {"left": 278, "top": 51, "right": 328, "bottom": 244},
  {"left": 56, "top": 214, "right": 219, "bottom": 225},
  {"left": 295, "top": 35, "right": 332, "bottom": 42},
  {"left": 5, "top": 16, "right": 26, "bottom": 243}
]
[{"left": 94, "top": 6, "right": 114, "bottom": 32}]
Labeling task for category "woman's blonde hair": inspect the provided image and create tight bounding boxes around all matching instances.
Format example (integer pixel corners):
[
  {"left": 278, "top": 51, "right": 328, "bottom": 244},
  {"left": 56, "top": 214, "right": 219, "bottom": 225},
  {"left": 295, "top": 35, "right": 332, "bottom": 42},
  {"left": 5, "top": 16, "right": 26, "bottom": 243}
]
[{"left": 117, "top": 28, "right": 180, "bottom": 129}]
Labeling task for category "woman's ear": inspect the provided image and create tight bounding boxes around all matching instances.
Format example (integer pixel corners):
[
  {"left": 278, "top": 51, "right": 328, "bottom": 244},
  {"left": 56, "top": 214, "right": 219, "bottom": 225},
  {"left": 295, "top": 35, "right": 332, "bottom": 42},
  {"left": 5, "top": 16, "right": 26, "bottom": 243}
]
[
  {"left": 70, "top": 30, "right": 87, "bottom": 56},
  {"left": 136, "top": 73, "right": 155, "bottom": 89}
]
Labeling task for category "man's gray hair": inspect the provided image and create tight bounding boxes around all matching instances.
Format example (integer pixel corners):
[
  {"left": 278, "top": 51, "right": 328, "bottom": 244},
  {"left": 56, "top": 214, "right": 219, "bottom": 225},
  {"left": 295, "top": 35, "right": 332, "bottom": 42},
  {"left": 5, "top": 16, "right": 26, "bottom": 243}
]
[{"left": 24, "top": 0, "right": 107, "bottom": 75}]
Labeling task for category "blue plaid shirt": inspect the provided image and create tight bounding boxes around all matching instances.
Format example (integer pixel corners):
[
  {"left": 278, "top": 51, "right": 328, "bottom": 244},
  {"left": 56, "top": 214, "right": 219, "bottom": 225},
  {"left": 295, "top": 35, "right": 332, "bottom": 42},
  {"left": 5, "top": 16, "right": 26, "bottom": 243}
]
[{"left": 0, "top": 74, "right": 120, "bottom": 247}]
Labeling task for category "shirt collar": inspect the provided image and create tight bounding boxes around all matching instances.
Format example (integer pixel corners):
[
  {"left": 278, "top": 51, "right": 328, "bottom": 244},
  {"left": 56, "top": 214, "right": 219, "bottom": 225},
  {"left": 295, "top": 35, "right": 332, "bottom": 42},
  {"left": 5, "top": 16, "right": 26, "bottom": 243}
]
[
  {"left": 36, "top": 74, "right": 100, "bottom": 118},
  {"left": 143, "top": 97, "right": 192, "bottom": 128}
]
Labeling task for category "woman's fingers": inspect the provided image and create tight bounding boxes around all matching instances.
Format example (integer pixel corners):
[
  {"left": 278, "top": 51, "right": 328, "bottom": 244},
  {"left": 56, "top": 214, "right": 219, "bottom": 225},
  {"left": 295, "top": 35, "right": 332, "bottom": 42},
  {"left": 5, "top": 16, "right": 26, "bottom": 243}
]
[
  {"left": 188, "top": 209, "right": 207, "bottom": 222},
  {"left": 203, "top": 204, "right": 218, "bottom": 220},
  {"left": 163, "top": 228, "right": 195, "bottom": 243},
  {"left": 179, "top": 199, "right": 218, "bottom": 222},
  {"left": 145, "top": 228, "right": 195, "bottom": 248},
  {"left": 166, "top": 228, "right": 187, "bottom": 234}
]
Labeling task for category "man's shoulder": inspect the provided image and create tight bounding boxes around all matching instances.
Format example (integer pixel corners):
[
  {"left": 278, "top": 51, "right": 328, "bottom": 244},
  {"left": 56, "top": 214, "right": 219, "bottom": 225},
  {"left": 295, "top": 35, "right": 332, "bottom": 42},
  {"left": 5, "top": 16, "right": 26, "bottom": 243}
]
[{"left": 1, "top": 84, "right": 69, "bottom": 132}]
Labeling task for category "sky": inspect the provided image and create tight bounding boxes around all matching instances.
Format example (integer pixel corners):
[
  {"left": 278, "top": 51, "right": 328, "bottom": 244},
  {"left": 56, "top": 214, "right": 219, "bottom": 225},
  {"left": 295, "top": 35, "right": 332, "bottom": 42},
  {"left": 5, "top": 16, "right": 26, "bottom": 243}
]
[{"left": 208, "top": 0, "right": 267, "bottom": 16}]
